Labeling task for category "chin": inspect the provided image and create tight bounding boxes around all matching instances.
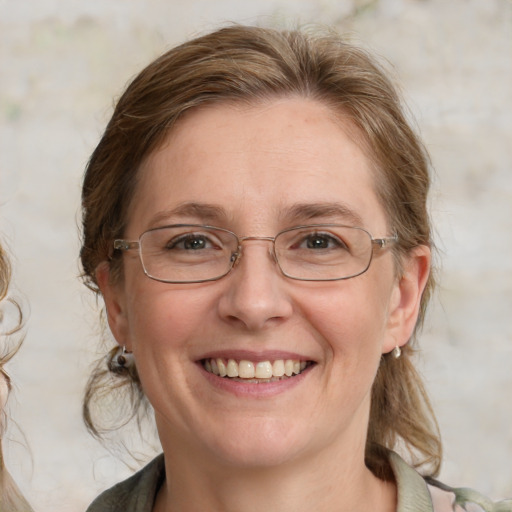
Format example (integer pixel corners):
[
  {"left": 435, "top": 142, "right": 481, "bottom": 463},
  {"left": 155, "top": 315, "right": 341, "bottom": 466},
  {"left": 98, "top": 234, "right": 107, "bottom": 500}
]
[{"left": 205, "top": 418, "right": 309, "bottom": 469}]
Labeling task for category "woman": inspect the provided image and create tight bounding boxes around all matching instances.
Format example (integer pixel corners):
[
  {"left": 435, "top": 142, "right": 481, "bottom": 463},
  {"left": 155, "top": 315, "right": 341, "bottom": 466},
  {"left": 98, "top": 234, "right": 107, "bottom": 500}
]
[
  {"left": 81, "top": 25, "right": 510, "bottom": 512},
  {"left": 0, "top": 243, "right": 34, "bottom": 511}
]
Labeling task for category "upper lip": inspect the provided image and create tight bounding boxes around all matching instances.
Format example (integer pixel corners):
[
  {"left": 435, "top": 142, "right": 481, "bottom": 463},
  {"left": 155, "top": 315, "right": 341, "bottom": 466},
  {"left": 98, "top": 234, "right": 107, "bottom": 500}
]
[{"left": 196, "top": 349, "right": 315, "bottom": 363}]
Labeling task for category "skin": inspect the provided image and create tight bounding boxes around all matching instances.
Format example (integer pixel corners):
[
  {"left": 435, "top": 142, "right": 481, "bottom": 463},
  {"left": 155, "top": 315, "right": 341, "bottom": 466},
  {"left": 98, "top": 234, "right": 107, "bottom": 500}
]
[{"left": 97, "top": 97, "right": 430, "bottom": 512}]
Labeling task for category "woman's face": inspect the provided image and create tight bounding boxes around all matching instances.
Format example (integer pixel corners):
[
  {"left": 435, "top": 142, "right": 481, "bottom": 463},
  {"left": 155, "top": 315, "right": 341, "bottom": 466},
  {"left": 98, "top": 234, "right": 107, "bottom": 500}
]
[{"left": 99, "top": 97, "right": 428, "bottom": 470}]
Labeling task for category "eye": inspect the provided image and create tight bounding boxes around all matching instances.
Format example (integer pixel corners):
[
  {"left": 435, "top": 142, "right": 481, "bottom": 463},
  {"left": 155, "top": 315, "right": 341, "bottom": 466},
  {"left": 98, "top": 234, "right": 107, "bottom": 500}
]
[
  {"left": 167, "top": 233, "right": 218, "bottom": 251},
  {"left": 299, "top": 232, "right": 348, "bottom": 251}
]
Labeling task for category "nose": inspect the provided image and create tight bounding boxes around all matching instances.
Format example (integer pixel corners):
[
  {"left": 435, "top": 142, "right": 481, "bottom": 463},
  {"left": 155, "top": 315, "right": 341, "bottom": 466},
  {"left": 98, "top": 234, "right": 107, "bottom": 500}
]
[{"left": 217, "top": 240, "right": 293, "bottom": 331}]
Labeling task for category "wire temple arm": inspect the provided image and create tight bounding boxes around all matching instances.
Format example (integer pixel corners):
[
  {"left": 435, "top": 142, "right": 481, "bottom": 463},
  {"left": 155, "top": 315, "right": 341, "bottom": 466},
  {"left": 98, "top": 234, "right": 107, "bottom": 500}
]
[
  {"left": 372, "top": 234, "right": 398, "bottom": 249},
  {"left": 113, "top": 240, "right": 140, "bottom": 251}
]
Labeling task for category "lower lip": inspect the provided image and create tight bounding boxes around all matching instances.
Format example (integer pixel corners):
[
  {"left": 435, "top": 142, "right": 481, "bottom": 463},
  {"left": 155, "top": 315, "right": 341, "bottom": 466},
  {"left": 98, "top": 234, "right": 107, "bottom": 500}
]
[{"left": 197, "top": 363, "right": 314, "bottom": 398}]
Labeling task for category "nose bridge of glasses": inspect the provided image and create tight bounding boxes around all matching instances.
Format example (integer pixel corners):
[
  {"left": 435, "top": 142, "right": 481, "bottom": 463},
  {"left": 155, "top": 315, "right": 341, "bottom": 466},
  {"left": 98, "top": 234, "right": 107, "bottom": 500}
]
[
  {"left": 231, "top": 235, "right": 278, "bottom": 268},
  {"left": 239, "top": 235, "right": 276, "bottom": 243}
]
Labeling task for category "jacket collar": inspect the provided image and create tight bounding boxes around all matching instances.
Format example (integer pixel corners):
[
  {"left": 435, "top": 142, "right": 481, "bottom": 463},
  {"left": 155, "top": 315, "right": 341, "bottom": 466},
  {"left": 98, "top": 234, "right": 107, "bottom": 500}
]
[{"left": 389, "top": 451, "right": 434, "bottom": 512}]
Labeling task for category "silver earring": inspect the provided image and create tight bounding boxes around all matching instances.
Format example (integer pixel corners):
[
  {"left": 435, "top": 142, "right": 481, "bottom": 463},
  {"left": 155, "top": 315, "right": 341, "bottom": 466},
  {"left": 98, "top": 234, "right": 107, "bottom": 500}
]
[
  {"left": 108, "top": 345, "right": 134, "bottom": 374},
  {"left": 392, "top": 346, "right": 402, "bottom": 359}
]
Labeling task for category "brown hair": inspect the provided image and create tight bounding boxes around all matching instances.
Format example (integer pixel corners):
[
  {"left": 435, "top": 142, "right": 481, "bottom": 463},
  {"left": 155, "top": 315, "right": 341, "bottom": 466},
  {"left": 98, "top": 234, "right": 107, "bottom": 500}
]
[{"left": 81, "top": 25, "right": 441, "bottom": 477}]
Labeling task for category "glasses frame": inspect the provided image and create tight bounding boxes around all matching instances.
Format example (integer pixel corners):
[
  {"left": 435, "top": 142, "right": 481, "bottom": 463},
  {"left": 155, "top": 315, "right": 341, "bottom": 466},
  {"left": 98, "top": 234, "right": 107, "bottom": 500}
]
[{"left": 113, "top": 224, "right": 398, "bottom": 284}]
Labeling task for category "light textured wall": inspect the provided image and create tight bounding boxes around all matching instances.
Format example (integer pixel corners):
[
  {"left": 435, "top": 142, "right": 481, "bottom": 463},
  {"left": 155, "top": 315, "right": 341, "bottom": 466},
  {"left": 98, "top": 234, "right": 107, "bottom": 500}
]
[{"left": 1, "top": 0, "right": 511, "bottom": 510}]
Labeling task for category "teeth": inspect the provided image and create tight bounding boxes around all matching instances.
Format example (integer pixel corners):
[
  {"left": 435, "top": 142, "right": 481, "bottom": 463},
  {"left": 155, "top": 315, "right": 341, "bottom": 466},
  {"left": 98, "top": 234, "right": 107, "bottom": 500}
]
[
  {"left": 204, "top": 358, "right": 310, "bottom": 379},
  {"left": 272, "top": 360, "right": 285, "bottom": 377},
  {"left": 284, "top": 360, "right": 294, "bottom": 377},
  {"left": 255, "top": 361, "right": 273, "bottom": 379},
  {"left": 217, "top": 358, "right": 227, "bottom": 377},
  {"left": 226, "top": 359, "right": 238, "bottom": 377},
  {"left": 239, "top": 360, "right": 255, "bottom": 378}
]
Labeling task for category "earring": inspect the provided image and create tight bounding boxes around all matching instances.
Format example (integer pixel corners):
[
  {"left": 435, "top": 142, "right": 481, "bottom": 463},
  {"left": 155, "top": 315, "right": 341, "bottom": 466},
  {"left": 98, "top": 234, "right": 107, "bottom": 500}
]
[
  {"left": 108, "top": 345, "right": 134, "bottom": 374},
  {"left": 392, "top": 346, "right": 402, "bottom": 359}
]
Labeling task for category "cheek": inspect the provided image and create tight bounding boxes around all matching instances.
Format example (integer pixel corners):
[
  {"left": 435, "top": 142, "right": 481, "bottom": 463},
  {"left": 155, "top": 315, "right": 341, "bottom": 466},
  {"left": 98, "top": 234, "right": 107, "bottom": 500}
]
[
  {"left": 125, "top": 283, "right": 216, "bottom": 353},
  {"left": 299, "top": 276, "right": 393, "bottom": 358},
  {"left": 123, "top": 285, "right": 214, "bottom": 404}
]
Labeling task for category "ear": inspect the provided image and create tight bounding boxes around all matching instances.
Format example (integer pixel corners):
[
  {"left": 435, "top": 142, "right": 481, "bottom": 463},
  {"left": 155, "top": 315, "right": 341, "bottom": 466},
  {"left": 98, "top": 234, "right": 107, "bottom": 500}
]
[
  {"left": 382, "top": 245, "right": 431, "bottom": 354},
  {"left": 95, "top": 262, "right": 132, "bottom": 351}
]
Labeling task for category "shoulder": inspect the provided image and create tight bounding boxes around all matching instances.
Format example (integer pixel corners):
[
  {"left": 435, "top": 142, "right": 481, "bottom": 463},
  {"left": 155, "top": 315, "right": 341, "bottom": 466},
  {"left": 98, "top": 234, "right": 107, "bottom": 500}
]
[
  {"left": 388, "top": 451, "right": 512, "bottom": 512},
  {"left": 86, "top": 454, "right": 165, "bottom": 512}
]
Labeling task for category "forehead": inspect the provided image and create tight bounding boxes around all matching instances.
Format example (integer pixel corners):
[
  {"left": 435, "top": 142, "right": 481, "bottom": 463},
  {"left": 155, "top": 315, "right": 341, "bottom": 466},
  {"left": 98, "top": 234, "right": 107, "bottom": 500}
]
[{"left": 128, "top": 97, "right": 387, "bottom": 234}]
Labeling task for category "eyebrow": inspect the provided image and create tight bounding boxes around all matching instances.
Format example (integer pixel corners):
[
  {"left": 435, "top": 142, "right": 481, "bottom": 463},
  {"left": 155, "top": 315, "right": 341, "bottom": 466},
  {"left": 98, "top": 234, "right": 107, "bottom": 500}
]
[
  {"left": 280, "top": 202, "right": 364, "bottom": 227},
  {"left": 147, "top": 201, "right": 364, "bottom": 229},
  {"left": 148, "top": 202, "right": 228, "bottom": 227}
]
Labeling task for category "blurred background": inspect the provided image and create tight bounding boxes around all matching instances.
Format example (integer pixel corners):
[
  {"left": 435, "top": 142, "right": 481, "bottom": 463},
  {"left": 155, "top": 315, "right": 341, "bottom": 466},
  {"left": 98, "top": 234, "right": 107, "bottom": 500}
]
[{"left": 1, "top": 0, "right": 511, "bottom": 510}]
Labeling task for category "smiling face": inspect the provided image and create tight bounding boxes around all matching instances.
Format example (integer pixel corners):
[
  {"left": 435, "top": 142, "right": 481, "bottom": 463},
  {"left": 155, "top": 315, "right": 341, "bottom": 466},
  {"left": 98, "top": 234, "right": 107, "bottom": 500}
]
[{"left": 98, "top": 97, "right": 428, "bottom": 472}]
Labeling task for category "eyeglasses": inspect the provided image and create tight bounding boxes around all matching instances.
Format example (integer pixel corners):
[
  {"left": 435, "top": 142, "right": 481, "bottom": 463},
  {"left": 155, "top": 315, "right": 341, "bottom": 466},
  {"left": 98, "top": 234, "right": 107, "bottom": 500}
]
[{"left": 113, "top": 224, "right": 398, "bottom": 284}]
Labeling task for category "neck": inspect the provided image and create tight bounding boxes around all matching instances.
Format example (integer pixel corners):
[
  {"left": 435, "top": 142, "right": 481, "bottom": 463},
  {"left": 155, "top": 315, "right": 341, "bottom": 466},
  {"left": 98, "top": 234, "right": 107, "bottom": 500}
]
[{"left": 154, "top": 434, "right": 396, "bottom": 512}]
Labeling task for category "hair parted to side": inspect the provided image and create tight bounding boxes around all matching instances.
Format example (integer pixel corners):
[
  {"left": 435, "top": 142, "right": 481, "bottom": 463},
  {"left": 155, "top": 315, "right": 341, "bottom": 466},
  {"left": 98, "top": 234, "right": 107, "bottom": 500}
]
[
  {"left": 0, "top": 244, "right": 34, "bottom": 512},
  {"left": 80, "top": 24, "right": 441, "bottom": 477}
]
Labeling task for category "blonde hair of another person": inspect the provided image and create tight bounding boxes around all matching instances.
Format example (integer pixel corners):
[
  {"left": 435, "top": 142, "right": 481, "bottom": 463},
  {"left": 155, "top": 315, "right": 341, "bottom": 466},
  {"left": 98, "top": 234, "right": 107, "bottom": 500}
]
[{"left": 0, "top": 243, "right": 34, "bottom": 512}]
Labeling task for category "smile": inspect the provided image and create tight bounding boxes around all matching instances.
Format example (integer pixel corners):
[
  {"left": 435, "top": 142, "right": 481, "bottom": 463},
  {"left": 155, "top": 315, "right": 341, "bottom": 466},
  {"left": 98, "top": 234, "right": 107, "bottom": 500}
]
[{"left": 202, "top": 358, "right": 312, "bottom": 382}]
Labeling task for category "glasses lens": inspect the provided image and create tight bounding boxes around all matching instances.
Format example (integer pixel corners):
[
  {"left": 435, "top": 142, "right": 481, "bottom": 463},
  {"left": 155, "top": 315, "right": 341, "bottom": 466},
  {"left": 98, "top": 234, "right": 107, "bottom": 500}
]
[
  {"left": 274, "top": 225, "right": 372, "bottom": 280},
  {"left": 139, "top": 226, "right": 238, "bottom": 283}
]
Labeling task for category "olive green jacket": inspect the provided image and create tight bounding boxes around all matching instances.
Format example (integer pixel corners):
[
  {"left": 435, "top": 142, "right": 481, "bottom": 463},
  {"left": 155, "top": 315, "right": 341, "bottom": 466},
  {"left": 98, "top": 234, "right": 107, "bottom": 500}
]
[{"left": 86, "top": 452, "right": 512, "bottom": 512}]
